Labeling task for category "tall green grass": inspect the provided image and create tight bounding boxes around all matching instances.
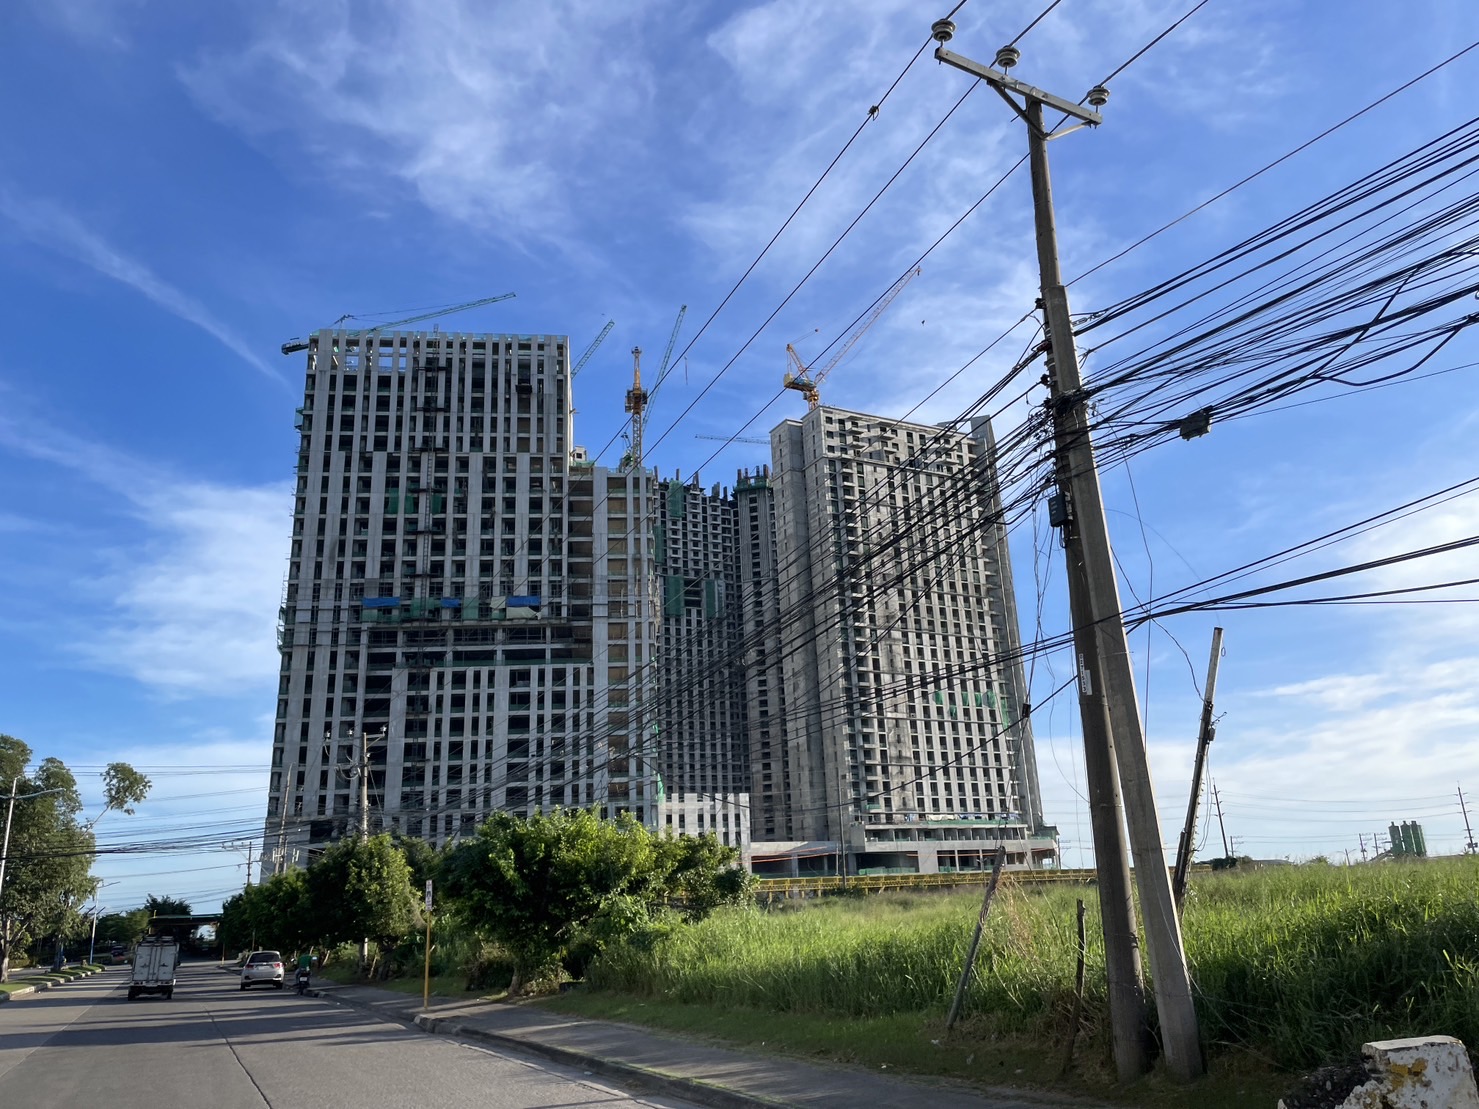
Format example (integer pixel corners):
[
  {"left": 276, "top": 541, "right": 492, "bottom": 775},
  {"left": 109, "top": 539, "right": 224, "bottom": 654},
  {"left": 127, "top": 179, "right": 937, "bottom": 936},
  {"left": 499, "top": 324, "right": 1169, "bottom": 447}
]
[{"left": 589, "top": 858, "right": 1479, "bottom": 1068}]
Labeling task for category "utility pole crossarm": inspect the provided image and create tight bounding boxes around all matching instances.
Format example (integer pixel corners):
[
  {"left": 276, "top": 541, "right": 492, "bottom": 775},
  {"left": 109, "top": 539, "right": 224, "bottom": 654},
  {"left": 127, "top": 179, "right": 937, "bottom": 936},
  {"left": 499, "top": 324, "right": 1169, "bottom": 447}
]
[{"left": 933, "top": 47, "right": 1103, "bottom": 126}]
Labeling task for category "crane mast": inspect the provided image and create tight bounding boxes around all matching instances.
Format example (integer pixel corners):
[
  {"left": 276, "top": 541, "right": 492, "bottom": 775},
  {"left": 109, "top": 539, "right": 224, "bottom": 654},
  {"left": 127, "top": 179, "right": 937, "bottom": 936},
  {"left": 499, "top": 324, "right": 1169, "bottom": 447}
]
[
  {"left": 624, "top": 347, "right": 648, "bottom": 469},
  {"left": 622, "top": 306, "right": 686, "bottom": 470}
]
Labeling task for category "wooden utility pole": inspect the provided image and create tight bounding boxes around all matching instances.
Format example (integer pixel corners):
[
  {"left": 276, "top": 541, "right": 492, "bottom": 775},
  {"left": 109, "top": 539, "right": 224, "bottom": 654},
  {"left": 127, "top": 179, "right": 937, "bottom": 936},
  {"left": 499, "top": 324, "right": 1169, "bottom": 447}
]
[
  {"left": 946, "top": 846, "right": 1007, "bottom": 1030},
  {"left": 933, "top": 20, "right": 1202, "bottom": 1082},
  {"left": 1173, "top": 628, "right": 1224, "bottom": 907}
]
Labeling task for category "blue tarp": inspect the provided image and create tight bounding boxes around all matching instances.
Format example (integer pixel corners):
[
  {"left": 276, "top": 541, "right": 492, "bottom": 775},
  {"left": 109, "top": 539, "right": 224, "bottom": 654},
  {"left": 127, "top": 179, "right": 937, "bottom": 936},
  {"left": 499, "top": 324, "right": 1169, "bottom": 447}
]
[
  {"left": 508, "top": 595, "right": 540, "bottom": 607},
  {"left": 362, "top": 597, "right": 401, "bottom": 609},
  {"left": 440, "top": 598, "right": 461, "bottom": 608}
]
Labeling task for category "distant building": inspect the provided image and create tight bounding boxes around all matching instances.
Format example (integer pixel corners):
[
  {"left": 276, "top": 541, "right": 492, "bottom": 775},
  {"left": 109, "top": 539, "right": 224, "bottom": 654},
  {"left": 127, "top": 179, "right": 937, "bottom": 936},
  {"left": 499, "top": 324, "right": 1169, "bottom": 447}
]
[{"left": 263, "top": 333, "right": 1051, "bottom": 876}]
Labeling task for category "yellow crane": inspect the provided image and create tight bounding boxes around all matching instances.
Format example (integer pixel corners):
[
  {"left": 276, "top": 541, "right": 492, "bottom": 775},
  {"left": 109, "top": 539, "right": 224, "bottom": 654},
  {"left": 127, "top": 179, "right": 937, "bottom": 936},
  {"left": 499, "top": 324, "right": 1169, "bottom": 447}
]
[
  {"left": 783, "top": 267, "right": 921, "bottom": 410},
  {"left": 624, "top": 306, "right": 687, "bottom": 469}
]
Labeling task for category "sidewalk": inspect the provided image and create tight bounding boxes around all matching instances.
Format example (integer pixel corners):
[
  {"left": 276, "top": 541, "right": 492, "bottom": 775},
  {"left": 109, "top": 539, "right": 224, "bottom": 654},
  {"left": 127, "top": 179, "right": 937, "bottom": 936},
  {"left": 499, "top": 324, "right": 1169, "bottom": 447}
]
[{"left": 307, "top": 978, "right": 1110, "bottom": 1109}]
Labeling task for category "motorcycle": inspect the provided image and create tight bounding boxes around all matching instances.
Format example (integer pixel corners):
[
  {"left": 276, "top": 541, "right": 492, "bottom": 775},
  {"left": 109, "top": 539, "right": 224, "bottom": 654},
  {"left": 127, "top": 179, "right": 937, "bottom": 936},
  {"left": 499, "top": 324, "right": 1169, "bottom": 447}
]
[{"left": 294, "top": 967, "right": 311, "bottom": 996}]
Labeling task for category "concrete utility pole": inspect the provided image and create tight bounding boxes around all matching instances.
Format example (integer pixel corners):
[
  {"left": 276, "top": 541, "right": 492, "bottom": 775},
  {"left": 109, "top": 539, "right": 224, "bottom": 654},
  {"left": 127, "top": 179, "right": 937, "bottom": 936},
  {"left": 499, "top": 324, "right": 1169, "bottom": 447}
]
[
  {"left": 932, "top": 19, "right": 1203, "bottom": 1082},
  {"left": 358, "top": 728, "right": 372, "bottom": 840},
  {"left": 1459, "top": 786, "right": 1477, "bottom": 854},
  {"left": 1173, "top": 628, "right": 1224, "bottom": 907},
  {"left": 1213, "top": 780, "right": 1231, "bottom": 859}
]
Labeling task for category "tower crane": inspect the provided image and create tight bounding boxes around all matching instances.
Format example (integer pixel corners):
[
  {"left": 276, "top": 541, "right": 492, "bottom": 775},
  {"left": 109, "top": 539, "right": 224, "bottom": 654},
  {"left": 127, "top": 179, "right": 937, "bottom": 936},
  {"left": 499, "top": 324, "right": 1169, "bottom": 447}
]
[
  {"left": 572, "top": 320, "right": 615, "bottom": 377},
  {"left": 783, "top": 267, "right": 920, "bottom": 410},
  {"left": 281, "top": 292, "right": 518, "bottom": 355},
  {"left": 623, "top": 305, "right": 687, "bottom": 470}
]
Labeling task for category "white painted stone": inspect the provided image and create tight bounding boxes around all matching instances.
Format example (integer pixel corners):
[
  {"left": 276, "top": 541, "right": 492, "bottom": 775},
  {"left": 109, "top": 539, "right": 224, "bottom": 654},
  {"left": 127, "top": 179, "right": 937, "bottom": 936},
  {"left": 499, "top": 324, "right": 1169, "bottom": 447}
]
[{"left": 1334, "top": 1035, "right": 1479, "bottom": 1109}]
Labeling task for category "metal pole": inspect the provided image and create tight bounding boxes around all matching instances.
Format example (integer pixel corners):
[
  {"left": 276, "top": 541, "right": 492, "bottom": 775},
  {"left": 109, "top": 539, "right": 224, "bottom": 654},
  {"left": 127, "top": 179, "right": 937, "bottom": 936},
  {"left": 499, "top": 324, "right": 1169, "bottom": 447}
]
[
  {"left": 423, "top": 918, "right": 432, "bottom": 1011},
  {"left": 1173, "top": 628, "right": 1224, "bottom": 907}
]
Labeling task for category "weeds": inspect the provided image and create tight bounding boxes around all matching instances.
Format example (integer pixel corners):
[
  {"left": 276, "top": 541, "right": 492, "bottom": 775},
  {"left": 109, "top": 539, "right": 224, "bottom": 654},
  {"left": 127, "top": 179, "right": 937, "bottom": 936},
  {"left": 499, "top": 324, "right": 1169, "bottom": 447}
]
[{"left": 589, "top": 857, "right": 1479, "bottom": 1070}]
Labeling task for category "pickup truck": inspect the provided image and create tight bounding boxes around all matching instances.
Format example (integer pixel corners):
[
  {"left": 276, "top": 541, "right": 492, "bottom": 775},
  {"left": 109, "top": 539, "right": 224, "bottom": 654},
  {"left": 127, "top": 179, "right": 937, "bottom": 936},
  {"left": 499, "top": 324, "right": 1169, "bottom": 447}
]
[{"left": 127, "top": 936, "right": 179, "bottom": 1000}]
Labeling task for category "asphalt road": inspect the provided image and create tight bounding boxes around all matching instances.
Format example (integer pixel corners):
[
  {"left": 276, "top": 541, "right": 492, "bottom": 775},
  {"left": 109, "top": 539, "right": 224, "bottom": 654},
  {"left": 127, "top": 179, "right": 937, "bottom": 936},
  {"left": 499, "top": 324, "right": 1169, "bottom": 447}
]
[{"left": 0, "top": 962, "right": 701, "bottom": 1109}]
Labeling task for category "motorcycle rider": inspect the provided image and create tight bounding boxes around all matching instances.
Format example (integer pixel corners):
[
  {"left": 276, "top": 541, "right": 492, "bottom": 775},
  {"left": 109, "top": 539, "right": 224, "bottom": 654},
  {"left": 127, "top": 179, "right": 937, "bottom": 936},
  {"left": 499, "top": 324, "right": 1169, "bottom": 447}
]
[{"left": 294, "top": 952, "right": 317, "bottom": 994}]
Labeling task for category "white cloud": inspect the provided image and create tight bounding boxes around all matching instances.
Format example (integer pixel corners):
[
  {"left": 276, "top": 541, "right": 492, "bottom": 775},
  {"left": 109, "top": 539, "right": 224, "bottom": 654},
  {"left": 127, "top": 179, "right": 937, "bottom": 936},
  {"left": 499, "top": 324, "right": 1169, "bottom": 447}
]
[
  {"left": 27, "top": 0, "right": 145, "bottom": 50},
  {"left": 83, "top": 482, "right": 287, "bottom": 695},
  {"left": 0, "top": 413, "right": 289, "bottom": 697},
  {"left": 0, "top": 187, "right": 287, "bottom": 387},
  {"left": 179, "top": 0, "right": 658, "bottom": 250}
]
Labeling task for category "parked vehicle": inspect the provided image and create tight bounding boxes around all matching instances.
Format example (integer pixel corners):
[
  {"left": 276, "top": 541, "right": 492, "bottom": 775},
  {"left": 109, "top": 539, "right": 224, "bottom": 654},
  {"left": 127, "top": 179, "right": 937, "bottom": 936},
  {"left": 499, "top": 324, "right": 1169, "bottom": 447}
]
[
  {"left": 127, "top": 936, "right": 179, "bottom": 1000},
  {"left": 240, "top": 950, "right": 285, "bottom": 990}
]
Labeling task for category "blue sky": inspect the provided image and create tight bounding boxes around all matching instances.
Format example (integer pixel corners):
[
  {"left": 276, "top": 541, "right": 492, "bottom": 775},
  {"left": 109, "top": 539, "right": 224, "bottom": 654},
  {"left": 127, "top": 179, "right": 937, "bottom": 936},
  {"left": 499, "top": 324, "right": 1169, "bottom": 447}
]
[{"left": 2, "top": 0, "right": 1477, "bottom": 912}]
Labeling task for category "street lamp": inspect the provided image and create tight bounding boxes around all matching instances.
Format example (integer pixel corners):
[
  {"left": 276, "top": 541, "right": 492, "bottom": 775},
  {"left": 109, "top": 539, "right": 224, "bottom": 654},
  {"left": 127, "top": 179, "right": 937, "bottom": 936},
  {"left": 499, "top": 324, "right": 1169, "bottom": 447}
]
[
  {"left": 0, "top": 776, "right": 66, "bottom": 909},
  {"left": 86, "top": 905, "right": 107, "bottom": 965}
]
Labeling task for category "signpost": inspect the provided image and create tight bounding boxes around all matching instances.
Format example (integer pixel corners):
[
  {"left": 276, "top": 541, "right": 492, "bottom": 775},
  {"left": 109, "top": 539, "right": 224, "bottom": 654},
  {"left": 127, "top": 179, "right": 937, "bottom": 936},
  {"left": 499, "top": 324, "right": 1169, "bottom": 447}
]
[{"left": 422, "top": 880, "right": 433, "bottom": 1012}]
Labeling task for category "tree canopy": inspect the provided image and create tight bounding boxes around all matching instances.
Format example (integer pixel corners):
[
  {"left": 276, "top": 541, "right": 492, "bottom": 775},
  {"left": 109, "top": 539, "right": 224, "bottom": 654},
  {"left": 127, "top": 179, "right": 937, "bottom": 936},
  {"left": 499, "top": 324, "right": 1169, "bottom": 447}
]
[
  {"left": 441, "top": 808, "right": 749, "bottom": 991},
  {"left": 143, "top": 894, "right": 193, "bottom": 918},
  {"left": 0, "top": 734, "right": 152, "bottom": 980}
]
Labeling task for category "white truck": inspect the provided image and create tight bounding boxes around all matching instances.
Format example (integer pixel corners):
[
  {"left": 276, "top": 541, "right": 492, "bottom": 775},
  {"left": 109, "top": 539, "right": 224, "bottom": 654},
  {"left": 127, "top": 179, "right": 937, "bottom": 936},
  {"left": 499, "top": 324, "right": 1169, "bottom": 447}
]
[{"left": 127, "top": 936, "right": 179, "bottom": 1000}]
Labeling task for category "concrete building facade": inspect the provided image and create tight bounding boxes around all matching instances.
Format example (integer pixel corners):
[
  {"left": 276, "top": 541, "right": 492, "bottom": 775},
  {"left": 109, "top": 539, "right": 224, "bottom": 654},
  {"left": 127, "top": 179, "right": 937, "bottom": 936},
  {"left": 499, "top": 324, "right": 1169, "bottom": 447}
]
[
  {"left": 751, "top": 406, "right": 1055, "bottom": 874},
  {"left": 266, "top": 329, "right": 664, "bottom": 870},
  {"left": 264, "top": 333, "right": 1048, "bottom": 875}
]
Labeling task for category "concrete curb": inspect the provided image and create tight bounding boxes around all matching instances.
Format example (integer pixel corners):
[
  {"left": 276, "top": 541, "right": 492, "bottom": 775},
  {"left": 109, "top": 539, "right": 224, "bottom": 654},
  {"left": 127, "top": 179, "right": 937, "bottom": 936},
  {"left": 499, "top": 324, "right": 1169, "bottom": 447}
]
[
  {"left": 309, "top": 985, "right": 780, "bottom": 1109},
  {"left": 415, "top": 1011, "right": 787, "bottom": 1109},
  {"left": 0, "top": 966, "right": 105, "bottom": 1003}
]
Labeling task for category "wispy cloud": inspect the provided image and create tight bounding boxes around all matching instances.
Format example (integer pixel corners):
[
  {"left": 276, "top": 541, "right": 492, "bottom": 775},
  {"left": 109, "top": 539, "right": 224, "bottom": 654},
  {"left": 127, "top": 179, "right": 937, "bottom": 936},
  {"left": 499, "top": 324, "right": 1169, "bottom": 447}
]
[
  {"left": 26, "top": 0, "right": 145, "bottom": 50},
  {"left": 179, "top": 0, "right": 657, "bottom": 251},
  {"left": 0, "top": 187, "right": 287, "bottom": 386},
  {"left": 0, "top": 411, "right": 288, "bottom": 697}
]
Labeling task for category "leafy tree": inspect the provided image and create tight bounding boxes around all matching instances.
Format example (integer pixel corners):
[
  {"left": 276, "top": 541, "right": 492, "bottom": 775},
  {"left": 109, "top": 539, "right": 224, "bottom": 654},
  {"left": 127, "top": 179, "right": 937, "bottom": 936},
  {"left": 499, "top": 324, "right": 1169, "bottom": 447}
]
[
  {"left": 391, "top": 831, "right": 440, "bottom": 892},
  {"left": 0, "top": 736, "right": 152, "bottom": 980},
  {"left": 654, "top": 832, "right": 752, "bottom": 920},
  {"left": 95, "top": 909, "right": 151, "bottom": 947},
  {"left": 95, "top": 764, "right": 152, "bottom": 824},
  {"left": 220, "top": 870, "right": 312, "bottom": 957},
  {"left": 441, "top": 809, "right": 744, "bottom": 993},
  {"left": 0, "top": 738, "right": 94, "bottom": 980},
  {"left": 306, "top": 834, "right": 419, "bottom": 976},
  {"left": 143, "top": 894, "right": 193, "bottom": 918}
]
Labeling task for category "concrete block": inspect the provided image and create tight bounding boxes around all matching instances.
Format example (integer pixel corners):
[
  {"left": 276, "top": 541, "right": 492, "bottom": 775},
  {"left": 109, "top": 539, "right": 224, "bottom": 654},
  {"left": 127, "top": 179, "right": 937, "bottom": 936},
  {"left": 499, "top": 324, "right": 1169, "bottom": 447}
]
[{"left": 1336, "top": 1035, "right": 1479, "bottom": 1109}]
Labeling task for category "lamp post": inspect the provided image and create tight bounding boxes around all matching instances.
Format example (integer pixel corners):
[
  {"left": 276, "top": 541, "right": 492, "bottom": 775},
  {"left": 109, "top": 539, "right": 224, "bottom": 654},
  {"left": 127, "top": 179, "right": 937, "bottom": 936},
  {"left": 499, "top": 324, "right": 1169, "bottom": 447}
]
[{"left": 87, "top": 905, "right": 107, "bottom": 965}]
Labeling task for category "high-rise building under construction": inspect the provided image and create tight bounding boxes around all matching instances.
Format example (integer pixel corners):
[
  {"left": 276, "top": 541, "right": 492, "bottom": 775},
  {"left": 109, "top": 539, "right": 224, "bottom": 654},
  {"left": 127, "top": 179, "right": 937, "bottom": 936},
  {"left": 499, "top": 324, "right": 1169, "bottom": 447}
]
[
  {"left": 264, "top": 329, "right": 1052, "bottom": 875},
  {"left": 747, "top": 406, "right": 1054, "bottom": 873}
]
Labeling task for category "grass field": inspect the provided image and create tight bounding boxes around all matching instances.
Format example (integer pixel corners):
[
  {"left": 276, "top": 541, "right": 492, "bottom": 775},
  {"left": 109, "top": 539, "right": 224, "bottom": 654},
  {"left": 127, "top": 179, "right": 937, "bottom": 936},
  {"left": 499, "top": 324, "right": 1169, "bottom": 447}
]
[{"left": 576, "top": 858, "right": 1479, "bottom": 1097}]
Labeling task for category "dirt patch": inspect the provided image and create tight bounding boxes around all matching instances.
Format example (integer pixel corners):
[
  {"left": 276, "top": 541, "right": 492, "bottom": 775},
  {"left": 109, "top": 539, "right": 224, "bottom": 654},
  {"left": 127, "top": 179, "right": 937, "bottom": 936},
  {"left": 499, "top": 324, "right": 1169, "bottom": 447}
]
[{"left": 1277, "top": 1059, "right": 1370, "bottom": 1108}]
